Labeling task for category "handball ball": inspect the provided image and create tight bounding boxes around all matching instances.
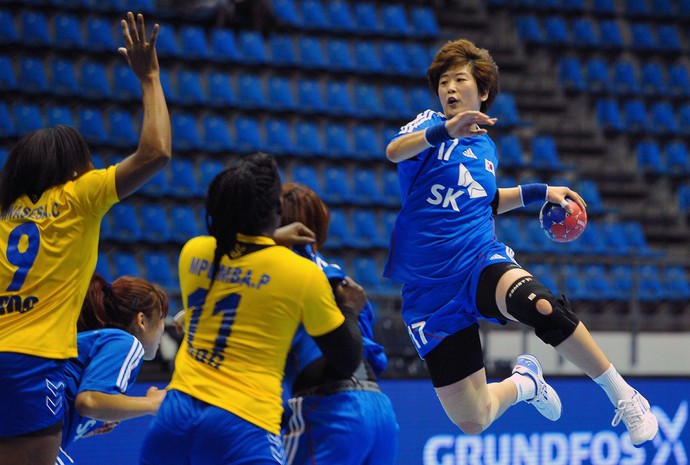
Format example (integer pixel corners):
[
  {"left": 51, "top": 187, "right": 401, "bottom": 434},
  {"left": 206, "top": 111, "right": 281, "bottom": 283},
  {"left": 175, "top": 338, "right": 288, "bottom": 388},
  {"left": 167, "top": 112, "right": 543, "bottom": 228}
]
[{"left": 539, "top": 198, "right": 587, "bottom": 243}]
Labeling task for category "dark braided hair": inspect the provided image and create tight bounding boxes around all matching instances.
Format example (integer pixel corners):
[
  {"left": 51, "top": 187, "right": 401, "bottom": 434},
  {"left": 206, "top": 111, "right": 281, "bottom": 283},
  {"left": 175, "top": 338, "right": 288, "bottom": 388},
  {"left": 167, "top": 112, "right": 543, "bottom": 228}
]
[{"left": 205, "top": 152, "right": 282, "bottom": 285}]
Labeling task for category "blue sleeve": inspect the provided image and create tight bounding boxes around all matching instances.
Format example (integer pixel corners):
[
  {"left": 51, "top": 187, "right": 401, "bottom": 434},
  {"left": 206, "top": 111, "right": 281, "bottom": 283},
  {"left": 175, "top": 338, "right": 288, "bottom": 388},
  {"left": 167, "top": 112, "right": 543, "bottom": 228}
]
[
  {"left": 78, "top": 331, "right": 145, "bottom": 395},
  {"left": 358, "top": 301, "right": 388, "bottom": 377}
]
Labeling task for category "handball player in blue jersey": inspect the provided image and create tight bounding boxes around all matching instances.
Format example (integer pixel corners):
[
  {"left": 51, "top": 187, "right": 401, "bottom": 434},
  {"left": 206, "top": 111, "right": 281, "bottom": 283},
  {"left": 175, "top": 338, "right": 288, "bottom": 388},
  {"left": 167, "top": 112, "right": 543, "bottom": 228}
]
[
  {"left": 384, "top": 38, "right": 657, "bottom": 446},
  {"left": 0, "top": 13, "right": 170, "bottom": 465},
  {"left": 279, "top": 183, "right": 399, "bottom": 465},
  {"left": 56, "top": 273, "right": 168, "bottom": 465}
]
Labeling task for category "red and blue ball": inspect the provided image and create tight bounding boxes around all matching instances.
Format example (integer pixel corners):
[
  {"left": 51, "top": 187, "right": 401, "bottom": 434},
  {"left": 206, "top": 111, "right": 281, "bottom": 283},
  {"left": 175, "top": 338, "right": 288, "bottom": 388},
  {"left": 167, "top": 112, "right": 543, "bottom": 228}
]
[{"left": 539, "top": 198, "right": 587, "bottom": 242}]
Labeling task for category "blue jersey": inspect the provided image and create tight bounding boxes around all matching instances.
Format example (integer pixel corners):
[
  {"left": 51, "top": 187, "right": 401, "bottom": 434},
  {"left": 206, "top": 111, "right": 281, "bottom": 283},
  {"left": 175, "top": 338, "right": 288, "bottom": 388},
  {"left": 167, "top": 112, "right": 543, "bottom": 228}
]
[
  {"left": 384, "top": 110, "right": 501, "bottom": 286},
  {"left": 61, "top": 329, "right": 145, "bottom": 448},
  {"left": 283, "top": 246, "right": 387, "bottom": 397}
]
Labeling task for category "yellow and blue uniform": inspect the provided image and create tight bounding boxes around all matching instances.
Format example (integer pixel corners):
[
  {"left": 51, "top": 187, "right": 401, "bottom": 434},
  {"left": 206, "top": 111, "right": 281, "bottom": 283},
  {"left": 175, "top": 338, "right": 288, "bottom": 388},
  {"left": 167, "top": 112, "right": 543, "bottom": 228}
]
[
  {"left": 0, "top": 166, "right": 119, "bottom": 436},
  {"left": 141, "top": 234, "right": 346, "bottom": 465}
]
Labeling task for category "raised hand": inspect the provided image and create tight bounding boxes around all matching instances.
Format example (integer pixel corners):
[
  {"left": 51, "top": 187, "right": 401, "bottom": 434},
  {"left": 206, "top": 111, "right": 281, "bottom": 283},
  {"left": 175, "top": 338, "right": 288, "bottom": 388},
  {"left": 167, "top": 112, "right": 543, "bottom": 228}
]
[{"left": 118, "top": 12, "right": 160, "bottom": 81}]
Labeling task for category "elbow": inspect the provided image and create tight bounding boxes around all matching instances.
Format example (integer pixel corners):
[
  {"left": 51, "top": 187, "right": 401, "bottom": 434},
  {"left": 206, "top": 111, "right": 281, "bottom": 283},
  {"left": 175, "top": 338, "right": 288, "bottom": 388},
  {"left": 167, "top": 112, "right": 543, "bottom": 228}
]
[
  {"left": 385, "top": 144, "right": 399, "bottom": 163},
  {"left": 75, "top": 392, "right": 100, "bottom": 418}
]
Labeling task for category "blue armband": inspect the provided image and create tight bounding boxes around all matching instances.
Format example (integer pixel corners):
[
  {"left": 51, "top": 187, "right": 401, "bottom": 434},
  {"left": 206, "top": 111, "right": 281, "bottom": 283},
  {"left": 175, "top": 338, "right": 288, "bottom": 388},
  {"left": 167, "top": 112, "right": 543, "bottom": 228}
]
[
  {"left": 424, "top": 122, "right": 452, "bottom": 147},
  {"left": 519, "top": 183, "right": 548, "bottom": 206}
]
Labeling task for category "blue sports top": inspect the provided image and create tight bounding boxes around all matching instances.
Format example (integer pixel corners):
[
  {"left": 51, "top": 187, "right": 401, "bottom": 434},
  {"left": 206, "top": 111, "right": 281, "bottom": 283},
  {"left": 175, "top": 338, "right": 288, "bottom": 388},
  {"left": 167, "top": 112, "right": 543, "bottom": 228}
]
[
  {"left": 62, "top": 329, "right": 145, "bottom": 448},
  {"left": 283, "top": 245, "right": 387, "bottom": 398},
  {"left": 384, "top": 110, "right": 500, "bottom": 286}
]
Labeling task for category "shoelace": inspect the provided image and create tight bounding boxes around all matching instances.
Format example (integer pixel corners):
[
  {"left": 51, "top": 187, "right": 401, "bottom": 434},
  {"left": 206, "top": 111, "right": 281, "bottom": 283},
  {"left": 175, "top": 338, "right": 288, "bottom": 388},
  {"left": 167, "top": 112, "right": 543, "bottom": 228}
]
[{"left": 611, "top": 399, "right": 642, "bottom": 427}]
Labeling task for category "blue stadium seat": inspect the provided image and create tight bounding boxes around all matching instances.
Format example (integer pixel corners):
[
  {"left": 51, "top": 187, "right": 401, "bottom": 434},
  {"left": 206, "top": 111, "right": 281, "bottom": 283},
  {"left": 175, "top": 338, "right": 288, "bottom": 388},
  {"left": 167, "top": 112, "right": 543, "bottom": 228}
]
[
  {"left": 405, "top": 43, "right": 431, "bottom": 79},
  {"left": 323, "top": 122, "right": 353, "bottom": 159},
  {"left": 325, "top": 81, "right": 355, "bottom": 116},
  {"left": 327, "top": 208, "right": 350, "bottom": 248},
  {"left": 558, "top": 56, "right": 585, "bottom": 93},
  {"left": 206, "top": 70, "right": 236, "bottom": 107},
  {"left": 656, "top": 24, "right": 681, "bottom": 54},
  {"left": 171, "top": 112, "right": 202, "bottom": 151},
  {"left": 571, "top": 17, "right": 598, "bottom": 48},
  {"left": 12, "top": 103, "right": 43, "bottom": 135},
  {"left": 353, "top": 41, "right": 384, "bottom": 74},
  {"left": 491, "top": 92, "right": 525, "bottom": 128},
  {"left": 380, "top": 41, "right": 411, "bottom": 76},
  {"left": 53, "top": 13, "right": 84, "bottom": 49},
  {"left": 629, "top": 23, "right": 658, "bottom": 51},
  {"left": 351, "top": 210, "right": 387, "bottom": 248},
  {"left": 668, "top": 63, "right": 690, "bottom": 98},
  {"left": 640, "top": 62, "right": 666, "bottom": 97},
  {"left": 170, "top": 205, "right": 203, "bottom": 243},
  {"left": 622, "top": 99, "right": 648, "bottom": 134},
  {"left": 663, "top": 266, "right": 690, "bottom": 300},
  {"left": 79, "top": 61, "right": 112, "bottom": 99},
  {"left": 266, "top": 76, "right": 296, "bottom": 112},
  {"left": 326, "top": 0, "right": 356, "bottom": 32},
  {"left": 353, "top": 2, "right": 383, "bottom": 35},
  {"left": 298, "top": 36, "right": 326, "bottom": 69},
  {"left": 142, "top": 252, "right": 177, "bottom": 291},
  {"left": 238, "top": 31, "right": 268, "bottom": 65},
  {"left": 515, "top": 15, "right": 545, "bottom": 44},
  {"left": 381, "top": 169, "right": 400, "bottom": 207},
  {"left": 18, "top": 56, "right": 48, "bottom": 94},
  {"left": 649, "top": 102, "right": 679, "bottom": 136},
  {"left": 111, "top": 252, "right": 142, "bottom": 279},
  {"left": 154, "top": 25, "right": 180, "bottom": 58},
  {"left": 139, "top": 204, "right": 171, "bottom": 243},
  {"left": 638, "top": 265, "right": 666, "bottom": 301},
  {"left": 585, "top": 58, "right": 609, "bottom": 94},
  {"left": 351, "top": 256, "right": 383, "bottom": 292},
  {"left": 271, "top": 0, "right": 302, "bottom": 27},
  {"left": 581, "top": 264, "right": 615, "bottom": 301},
  {"left": 234, "top": 116, "right": 263, "bottom": 153},
  {"left": 610, "top": 59, "right": 639, "bottom": 95},
  {"left": 293, "top": 120, "right": 325, "bottom": 157},
  {"left": 600, "top": 222, "right": 630, "bottom": 255},
  {"left": 78, "top": 108, "right": 108, "bottom": 145},
  {"left": 678, "top": 104, "right": 690, "bottom": 137},
  {"left": 326, "top": 38, "right": 356, "bottom": 72},
  {"left": 352, "top": 124, "right": 383, "bottom": 160},
  {"left": 595, "top": 98, "right": 625, "bottom": 133},
  {"left": 410, "top": 6, "right": 439, "bottom": 37},
  {"left": 609, "top": 264, "right": 633, "bottom": 301},
  {"left": 679, "top": 183, "right": 690, "bottom": 213},
  {"left": 107, "top": 203, "right": 141, "bottom": 242},
  {"left": 140, "top": 168, "right": 170, "bottom": 197},
  {"left": 380, "top": 85, "right": 411, "bottom": 119},
  {"left": 576, "top": 179, "right": 605, "bottom": 213},
  {"left": 198, "top": 158, "right": 225, "bottom": 188},
  {"left": 95, "top": 252, "right": 113, "bottom": 283},
  {"left": 50, "top": 58, "right": 79, "bottom": 96},
  {"left": 0, "top": 102, "right": 14, "bottom": 137},
  {"left": 543, "top": 15, "right": 569, "bottom": 45},
  {"left": 576, "top": 221, "right": 607, "bottom": 256},
  {"left": 202, "top": 114, "right": 233, "bottom": 152},
  {"left": 0, "top": 9, "right": 18, "bottom": 45},
  {"left": 559, "top": 264, "right": 590, "bottom": 301},
  {"left": 111, "top": 62, "right": 141, "bottom": 101},
  {"left": 598, "top": 19, "right": 624, "bottom": 50},
  {"left": 84, "top": 16, "right": 118, "bottom": 52},
  {"left": 408, "top": 87, "right": 437, "bottom": 111},
  {"left": 302, "top": 0, "right": 330, "bottom": 30},
  {"left": 496, "top": 217, "right": 531, "bottom": 253},
  {"left": 45, "top": 105, "right": 75, "bottom": 128},
  {"left": 107, "top": 107, "right": 138, "bottom": 148},
  {"left": 622, "top": 221, "right": 661, "bottom": 257},
  {"left": 351, "top": 168, "right": 382, "bottom": 206},
  {"left": 665, "top": 141, "right": 690, "bottom": 176},
  {"left": 380, "top": 4, "right": 410, "bottom": 36},
  {"left": 321, "top": 165, "right": 353, "bottom": 205},
  {"left": 236, "top": 73, "right": 266, "bottom": 109},
  {"left": 179, "top": 24, "right": 210, "bottom": 60},
  {"left": 635, "top": 140, "right": 664, "bottom": 174},
  {"left": 176, "top": 69, "right": 207, "bottom": 105},
  {"left": 209, "top": 28, "right": 241, "bottom": 62},
  {"left": 353, "top": 83, "right": 382, "bottom": 118},
  {"left": 497, "top": 134, "right": 527, "bottom": 167},
  {"left": 625, "top": 0, "right": 650, "bottom": 16},
  {"left": 381, "top": 210, "right": 396, "bottom": 242},
  {"left": 529, "top": 263, "right": 560, "bottom": 294},
  {"left": 296, "top": 78, "right": 326, "bottom": 113},
  {"left": 269, "top": 34, "right": 297, "bottom": 67},
  {"left": 158, "top": 69, "right": 177, "bottom": 103},
  {"left": 263, "top": 117, "right": 294, "bottom": 156},
  {"left": 592, "top": 0, "right": 617, "bottom": 15},
  {"left": 531, "top": 135, "right": 563, "bottom": 170},
  {"left": 163, "top": 160, "right": 197, "bottom": 201},
  {"left": 20, "top": 11, "right": 50, "bottom": 47},
  {"left": 290, "top": 164, "right": 322, "bottom": 195},
  {"left": 0, "top": 54, "right": 15, "bottom": 91}
]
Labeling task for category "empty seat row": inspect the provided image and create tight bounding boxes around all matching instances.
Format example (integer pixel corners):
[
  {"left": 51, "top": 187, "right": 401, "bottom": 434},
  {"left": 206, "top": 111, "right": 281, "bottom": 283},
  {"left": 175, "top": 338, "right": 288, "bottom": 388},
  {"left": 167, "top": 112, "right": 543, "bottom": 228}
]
[
  {"left": 595, "top": 98, "right": 690, "bottom": 136},
  {"left": 636, "top": 140, "right": 690, "bottom": 177},
  {"left": 516, "top": 14, "right": 685, "bottom": 53},
  {"left": 558, "top": 56, "right": 690, "bottom": 98},
  {"left": 271, "top": 0, "right": 440, "bottom": 38},
  {"left": 496, "top": 133, "right": 566, "bottom": 171}
]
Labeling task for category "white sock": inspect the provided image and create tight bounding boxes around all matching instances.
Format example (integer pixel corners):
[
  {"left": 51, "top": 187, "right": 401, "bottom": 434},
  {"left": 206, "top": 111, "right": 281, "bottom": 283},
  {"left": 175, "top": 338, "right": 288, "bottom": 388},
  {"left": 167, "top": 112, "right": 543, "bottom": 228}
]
[
  {"left": 508, "top": 372, "right": 537, "bottom": 404},
  {"left": 593, "top": 364, "right": 636, "bottom": 406}
]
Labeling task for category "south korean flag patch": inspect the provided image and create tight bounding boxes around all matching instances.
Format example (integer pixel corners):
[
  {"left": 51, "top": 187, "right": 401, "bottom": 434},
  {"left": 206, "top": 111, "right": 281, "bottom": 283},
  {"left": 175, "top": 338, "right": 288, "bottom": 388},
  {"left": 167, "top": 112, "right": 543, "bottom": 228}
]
[{"left": 485, "top": 159, "right": 495, "bottom": 176}]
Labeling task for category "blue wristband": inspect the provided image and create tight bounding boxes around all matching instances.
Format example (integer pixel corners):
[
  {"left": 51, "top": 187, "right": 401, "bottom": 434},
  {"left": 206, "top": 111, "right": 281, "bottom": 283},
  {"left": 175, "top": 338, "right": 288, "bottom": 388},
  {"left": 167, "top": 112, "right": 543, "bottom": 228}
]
[
  {"left": 519, "top": 183, "right": 548, "bottom": 206},
  {"left": 424, "top": 122, "right": 452, "bottom": 146}
]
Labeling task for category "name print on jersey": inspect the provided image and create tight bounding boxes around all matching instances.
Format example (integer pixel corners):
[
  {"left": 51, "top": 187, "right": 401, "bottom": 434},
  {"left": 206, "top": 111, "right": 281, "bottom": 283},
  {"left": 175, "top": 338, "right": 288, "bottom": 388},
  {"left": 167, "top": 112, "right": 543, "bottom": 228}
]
[{"left": 188, "top": 257, "right": 271, "bottom": 289}]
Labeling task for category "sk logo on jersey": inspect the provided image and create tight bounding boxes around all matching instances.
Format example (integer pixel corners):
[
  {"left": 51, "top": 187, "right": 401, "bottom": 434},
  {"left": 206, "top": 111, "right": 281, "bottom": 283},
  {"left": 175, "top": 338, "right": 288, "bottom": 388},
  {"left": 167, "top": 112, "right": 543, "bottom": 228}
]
[{"left": 426, "top": 164, "right": 487, "bottom": 211}]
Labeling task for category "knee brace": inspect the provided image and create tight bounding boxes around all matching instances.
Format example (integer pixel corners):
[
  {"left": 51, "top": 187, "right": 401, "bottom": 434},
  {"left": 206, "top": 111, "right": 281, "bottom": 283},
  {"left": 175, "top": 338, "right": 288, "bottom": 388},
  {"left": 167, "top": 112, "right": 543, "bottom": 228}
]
[{"left": 505, "top": 276, "right": 579, "bottom": 346}]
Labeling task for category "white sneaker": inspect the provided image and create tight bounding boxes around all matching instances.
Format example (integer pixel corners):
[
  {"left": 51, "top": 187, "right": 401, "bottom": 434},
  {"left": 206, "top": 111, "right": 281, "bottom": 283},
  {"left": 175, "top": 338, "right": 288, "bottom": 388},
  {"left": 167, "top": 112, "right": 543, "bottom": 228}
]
[
  {"left": 512, "top": 354, "right": 562, "bottom": 421},
  {"left": 611, "top": 391, "right": 658, "bottom": 447}
]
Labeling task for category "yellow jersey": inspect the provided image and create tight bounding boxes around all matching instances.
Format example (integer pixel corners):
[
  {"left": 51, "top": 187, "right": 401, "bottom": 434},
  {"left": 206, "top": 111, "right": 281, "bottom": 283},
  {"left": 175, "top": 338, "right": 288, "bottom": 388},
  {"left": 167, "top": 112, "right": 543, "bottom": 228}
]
[
  {"left": 0, "top": 167, "right": 119, "bottom": 359},
  {"left": 171, "top": 234, "right": 345, "bottom": 434}
]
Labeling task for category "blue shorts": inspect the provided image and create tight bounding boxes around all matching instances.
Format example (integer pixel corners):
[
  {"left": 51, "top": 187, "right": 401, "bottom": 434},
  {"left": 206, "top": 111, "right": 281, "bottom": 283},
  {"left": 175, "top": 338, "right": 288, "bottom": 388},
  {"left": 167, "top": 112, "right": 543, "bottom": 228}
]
[
  {"left": 401, "top": 242, "right": 518, "bottom": 358},
  {"left": 140, "top": 390, "right": 286, "bottom": 465},
  {"left": 283, "top": 389, "right": 398, "bottom": 465},
  {"left": 0, "top": 352, "right": 66, "bottom": 437}
]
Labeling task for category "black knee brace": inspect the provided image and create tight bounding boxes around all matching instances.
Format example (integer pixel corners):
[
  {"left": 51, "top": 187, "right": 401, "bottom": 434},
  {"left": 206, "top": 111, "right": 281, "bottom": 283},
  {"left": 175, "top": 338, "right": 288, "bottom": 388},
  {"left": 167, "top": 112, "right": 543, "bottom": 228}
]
[{"left": 505, "top": 276, "right": 579, "bottom": 346}]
